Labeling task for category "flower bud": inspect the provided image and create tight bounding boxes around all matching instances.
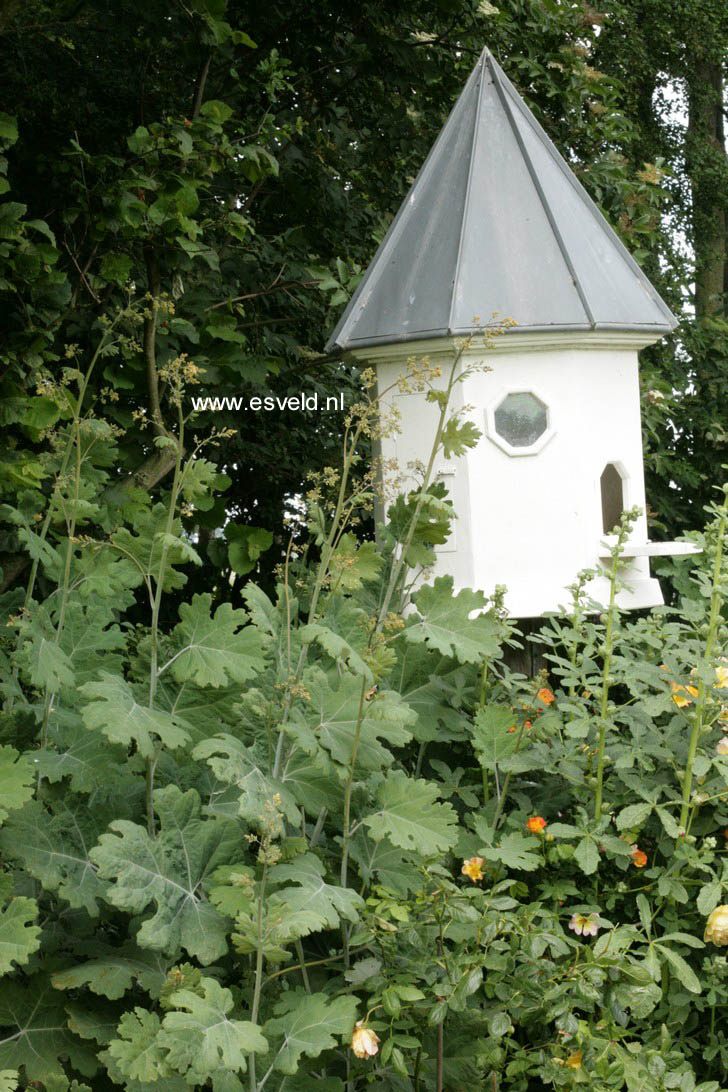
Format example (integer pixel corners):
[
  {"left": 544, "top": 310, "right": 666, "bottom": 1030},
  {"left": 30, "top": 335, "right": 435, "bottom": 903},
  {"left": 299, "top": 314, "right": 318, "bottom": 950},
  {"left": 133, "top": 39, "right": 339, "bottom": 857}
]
[
  {"left": 351, "top": 1021, "right": 380, "bottom": 1059},
  {"left": 705, "top": 905, "right": 728, "bottom": 946}
]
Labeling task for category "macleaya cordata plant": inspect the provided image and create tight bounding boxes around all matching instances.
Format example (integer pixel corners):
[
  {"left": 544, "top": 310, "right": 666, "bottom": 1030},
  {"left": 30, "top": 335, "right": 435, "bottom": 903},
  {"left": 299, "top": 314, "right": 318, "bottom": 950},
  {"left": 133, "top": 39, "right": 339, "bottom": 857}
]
[
  {"left": 6, "top": 310, "right": 728, "bottom": 1091},
  {"left": 593, "top": 506, "right": 642, "bottom": 822}
]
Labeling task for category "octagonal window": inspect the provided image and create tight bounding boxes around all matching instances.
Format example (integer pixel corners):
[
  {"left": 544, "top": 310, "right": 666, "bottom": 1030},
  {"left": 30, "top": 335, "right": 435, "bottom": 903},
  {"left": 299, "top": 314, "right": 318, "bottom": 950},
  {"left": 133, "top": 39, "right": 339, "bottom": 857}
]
[{"left": 494, "top": 392, "right": 548, "bottom": 449}]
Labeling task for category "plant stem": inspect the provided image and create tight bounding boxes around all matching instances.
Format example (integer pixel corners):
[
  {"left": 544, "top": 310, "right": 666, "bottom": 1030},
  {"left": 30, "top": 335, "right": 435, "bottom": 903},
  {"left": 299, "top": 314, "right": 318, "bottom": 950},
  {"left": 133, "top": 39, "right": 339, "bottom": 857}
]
[
  {"left": 146, "top": 409, "right": 185, "bottom": 837},
  {"left": 594, "top": 548, "right": 619, "bottom": 822},
  {"left": 680, "top": 488, "right": 728, "bottom": 828},
  {"left": 492, "top": 718, "right": 528, "bottom": 830},
  {"left": 339, "top": 677, "right": 369, "bottom": 968},
  {"left": 436, "top": 1021, "right": 444, "bottom": 1092},
  {"left": 249, "top": 863, "right": 269, "bottom": 1092},
  {"left": 377, "top": 345, "right": 465, "bottom": 625},
  {"left": 594, "top": 511, "right": 637, "bottom": 821},
  {"left": 9, "top": 326, "right": 115, "bottom": 718}
]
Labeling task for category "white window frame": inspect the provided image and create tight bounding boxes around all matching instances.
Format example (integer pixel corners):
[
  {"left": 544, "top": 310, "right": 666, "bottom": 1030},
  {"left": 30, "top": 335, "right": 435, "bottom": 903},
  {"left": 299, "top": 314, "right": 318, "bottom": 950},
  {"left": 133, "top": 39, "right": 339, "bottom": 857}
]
[{"left": 485, "top": 385, "right": 556, "bottom": 457}]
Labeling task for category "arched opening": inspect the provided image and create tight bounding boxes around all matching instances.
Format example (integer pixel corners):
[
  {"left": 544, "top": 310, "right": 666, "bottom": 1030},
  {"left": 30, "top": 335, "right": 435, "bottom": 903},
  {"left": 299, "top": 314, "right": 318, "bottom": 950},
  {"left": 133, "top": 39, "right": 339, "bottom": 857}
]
[{"left": 601, "top": 463, "right": 624, "bottom": 534}]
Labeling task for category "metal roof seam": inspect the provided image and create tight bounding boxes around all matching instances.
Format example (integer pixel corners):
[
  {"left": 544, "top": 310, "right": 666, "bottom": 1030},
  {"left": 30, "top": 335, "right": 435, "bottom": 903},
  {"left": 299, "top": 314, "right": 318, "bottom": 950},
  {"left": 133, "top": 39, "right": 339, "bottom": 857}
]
[
  {"left": 487, "top": 51, "right": 595, "bottom": 329},
  {"left": 446, "top": 48, "right": 488, "bottom": 337},
  {"left": 496, "top": 60, "right": 676, "bottom": 327}
]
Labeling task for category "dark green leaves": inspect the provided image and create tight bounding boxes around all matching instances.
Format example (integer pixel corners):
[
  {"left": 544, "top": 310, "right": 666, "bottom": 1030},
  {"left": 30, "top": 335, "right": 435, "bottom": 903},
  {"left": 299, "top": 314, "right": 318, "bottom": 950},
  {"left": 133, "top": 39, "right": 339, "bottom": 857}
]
[{"left": 90, "top": 786, "right": 240, "bottom": 962}]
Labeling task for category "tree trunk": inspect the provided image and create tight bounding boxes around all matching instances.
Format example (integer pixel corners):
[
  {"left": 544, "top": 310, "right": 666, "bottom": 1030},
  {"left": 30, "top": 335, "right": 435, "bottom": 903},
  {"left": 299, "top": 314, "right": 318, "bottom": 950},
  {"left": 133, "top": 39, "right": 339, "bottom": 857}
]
[{"left": 686, "top": 57, "right": 727, "bottom": 318}]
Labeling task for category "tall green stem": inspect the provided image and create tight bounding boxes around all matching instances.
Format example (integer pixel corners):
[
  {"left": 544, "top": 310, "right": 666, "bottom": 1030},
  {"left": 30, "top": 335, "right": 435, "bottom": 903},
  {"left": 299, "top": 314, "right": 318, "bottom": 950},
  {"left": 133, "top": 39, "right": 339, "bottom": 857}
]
[
  {"left": 377, "top": 346, "right": 464, "bottom": 625},
  {"left": 146, "top": 410, "right": 185, "bottom": 837},
  {"left": 594, "top": 552, "right": 619, "bottom": 822},
  {"left": 680, "top": 488, "right": 728, "bottom": 829},
  {"left": 593, "top": 511, "right": 637, "bottom": 821},
  {"left": 249, "top": 863, "right": 269, "bottom": 1092},
  {"left": 9, "top": 327, "right": 115, "bottom": 717}
]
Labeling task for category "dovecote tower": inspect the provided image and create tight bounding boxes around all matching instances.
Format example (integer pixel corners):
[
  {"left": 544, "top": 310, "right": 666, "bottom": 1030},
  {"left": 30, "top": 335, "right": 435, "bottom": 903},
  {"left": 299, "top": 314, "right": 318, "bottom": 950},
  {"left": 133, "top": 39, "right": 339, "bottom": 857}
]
[{"left": 326, "top": 48, "right": 695, "bottom": 616}]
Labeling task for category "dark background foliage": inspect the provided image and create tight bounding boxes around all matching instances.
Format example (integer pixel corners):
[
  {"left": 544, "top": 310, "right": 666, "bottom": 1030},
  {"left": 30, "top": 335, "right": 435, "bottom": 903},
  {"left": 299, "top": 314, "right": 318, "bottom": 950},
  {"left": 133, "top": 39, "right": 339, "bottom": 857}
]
[{"left": 1, "top": 0, "right": 727, "bottom": 597}]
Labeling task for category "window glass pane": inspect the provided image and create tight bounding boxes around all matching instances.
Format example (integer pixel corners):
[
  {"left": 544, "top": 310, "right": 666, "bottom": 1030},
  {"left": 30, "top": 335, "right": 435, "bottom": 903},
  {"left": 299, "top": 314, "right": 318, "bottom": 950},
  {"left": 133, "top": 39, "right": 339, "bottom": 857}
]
[{"left": 494, "top": 392, "right": 548, "bottom": 448}]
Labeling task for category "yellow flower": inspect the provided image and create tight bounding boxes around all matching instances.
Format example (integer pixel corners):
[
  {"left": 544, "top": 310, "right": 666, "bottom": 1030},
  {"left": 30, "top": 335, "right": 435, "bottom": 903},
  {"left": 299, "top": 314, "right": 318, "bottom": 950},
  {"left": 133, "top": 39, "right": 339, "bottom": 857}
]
[
  {"left": 705, "top": 905, "right": 728, "bottom": 946},
  {"left": 461, "top": 856, "right": 484, "bottom": 882},
  {"left": 716, "top": 662, "right": 728, "bottom": 689},
  {"left": 716, "top": 737, "right": 728, "bottom": 756},
  {"left": 671, "top": 681, "right": 698, "bottom": 708},
  {"left": 565, "top": 1050, "right": 583, "bottom": 1069},
  {"left": 351, "top": 1020, "right": 380, "bottom": 1059}
]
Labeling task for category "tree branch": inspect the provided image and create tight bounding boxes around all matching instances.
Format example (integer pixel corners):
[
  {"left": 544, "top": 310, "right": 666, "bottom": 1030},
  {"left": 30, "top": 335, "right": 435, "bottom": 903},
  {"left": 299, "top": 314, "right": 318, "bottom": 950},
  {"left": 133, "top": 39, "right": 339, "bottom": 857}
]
[
  {"left": 143, "top": 245, "right": 166, "bottom": 436},
  {"left": 192, "top": 54, "right": 212, "bottom": 119}
]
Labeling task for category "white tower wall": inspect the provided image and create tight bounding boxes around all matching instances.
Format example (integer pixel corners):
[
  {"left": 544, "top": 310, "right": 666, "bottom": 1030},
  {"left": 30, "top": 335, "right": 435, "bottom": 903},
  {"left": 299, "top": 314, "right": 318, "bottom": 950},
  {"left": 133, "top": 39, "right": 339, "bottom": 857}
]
[{"left": 370, "top": 331, "right": 666, "bottom": 617}]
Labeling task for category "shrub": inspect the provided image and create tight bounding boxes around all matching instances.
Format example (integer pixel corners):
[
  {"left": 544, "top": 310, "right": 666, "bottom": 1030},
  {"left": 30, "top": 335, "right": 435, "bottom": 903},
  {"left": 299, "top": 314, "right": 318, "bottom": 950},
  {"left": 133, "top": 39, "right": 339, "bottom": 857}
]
[{"left": 2, "top": 329, "right": 728, "bottom": 1092}]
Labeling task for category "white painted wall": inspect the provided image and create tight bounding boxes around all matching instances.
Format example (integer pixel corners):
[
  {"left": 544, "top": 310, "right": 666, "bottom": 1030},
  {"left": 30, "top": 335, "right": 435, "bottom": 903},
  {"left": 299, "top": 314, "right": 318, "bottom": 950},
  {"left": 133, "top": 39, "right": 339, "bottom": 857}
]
[{"left": 367, "top": 330, "right": 667, "bottom": 616}]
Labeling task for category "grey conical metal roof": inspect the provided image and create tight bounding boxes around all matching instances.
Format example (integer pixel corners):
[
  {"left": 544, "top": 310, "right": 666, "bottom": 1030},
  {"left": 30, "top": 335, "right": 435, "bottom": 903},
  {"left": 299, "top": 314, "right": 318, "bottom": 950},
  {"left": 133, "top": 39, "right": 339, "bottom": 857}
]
[{"left": 326, "top": 48, "right": 676, "bottom": 352}]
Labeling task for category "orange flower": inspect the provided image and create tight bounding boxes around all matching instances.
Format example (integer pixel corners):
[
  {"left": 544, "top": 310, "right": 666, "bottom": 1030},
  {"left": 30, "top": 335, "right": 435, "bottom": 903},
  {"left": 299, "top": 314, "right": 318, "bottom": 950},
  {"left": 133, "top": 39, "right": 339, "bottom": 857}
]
[
  {"left": 351, "top": 1021, "right": 380, "bottom": 1059},
  {"left": 537, "top": 688, "right": 555, "bottom": 705},
  {"left": 461, "top": 856, "right": 484, "bottom": 882},
  {"left": 526, "top": 816, "right": 547, "bottom": 834},
  {"left": 630, "top": 845, "right": 648, "bottom": 868}
]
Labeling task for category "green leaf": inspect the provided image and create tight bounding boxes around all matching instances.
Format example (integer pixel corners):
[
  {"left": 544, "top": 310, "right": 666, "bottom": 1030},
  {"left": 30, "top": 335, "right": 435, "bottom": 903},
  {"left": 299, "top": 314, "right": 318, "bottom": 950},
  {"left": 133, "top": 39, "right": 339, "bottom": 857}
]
[
  {"left": 0, "top": 977, "right": 96, "bottom": 1089},
  {"left": 226, "top": 524, "right": 273, "bottom": 575},
  {"left": 300, "top": 623, "right": 373, "bottom": 682},
  {"left": 81, "top": 673, "right": 190, "bottom": 758},
  {"left": 636, "top": 893, "right": 651, "bottom": 935},
  {"left": 289, "top": 669, "right": 414, "bottom": 771},
  {"left": 51, "top": 942, "right": 168, "bottom": 1000},
  {"left": 158, "top": 978, "right": 267, "bottom": 1083},
  {"left": 657, "top": 944, "right": 702, "bottom": 994},
  {"left": 34, "top": 712, "right": 129, "bottom": 794},
  {"left": 105, "top": 1008, "right": 170, "bottom": 1083},
  {"left": 110, "top": 503, "right": 196, "bottom": 592},
  {"left": 100, "top": 252, "right": 134, "bottom": 283},
  {"left": 263, "top": 992, "right": 357, "bottom": 1075},
  {"left": 440, "top": 417, "right": 482, "bottom": 457},
  {"left": 472, "top": 706, "right": 519, "bottom": 768},
  {"left": 655, "top": 806, "right": 681, "bottom": 838},
  {"left": 25, "top": 633, "right": 74, "bottom": 692},
  {"left": 482, "top": 832, "right": 541, "bottom": 872},
  {"left": 199, "top": 99, "right": 234, "bottom": 122},
  {"left": 127, "top": 125, "right": 153, "bottom": 153},
  {"left": 169, "top": 593, "right": 268, "bottom": 687},
  {"left": 0, "top": 112, "right": 18, "bottom": 144},
  {"left": 615, "top": 802, "right": 653, "bottom": 831},
  {"left": 697, "top": 880, "right": 721, "bottom": 916},
  {"left": 269, "top": 853, "right": 364, "bottom": 928},
  {"left": 328, "top": 534, "right": 383, "bottom": 590},
  {"left": 574, "top": 836, "right": 600, "bottom": 875},
  {"left": 232, "top": 896, "right": 325, "bottom": 963},
  {"left": 0, "top": 799, "right": 108, "bottom": 915},
  {"left": 193, "top": 734, "right": 302, "bottom": 825},
  {"left": 404, "top": 576, "right": 501, "bottom": 664},
  {"left": 0, "top": 897, "right": 41, "bottom": 973},
  {"left": 363, "top": 770, "right": 458, "bottom": 856},
  {"left": 90, "top": 785, "right": 240, "bottom": 962},
  {"left": 0, "top": 745, "right": 34, "bottom": 824},
  {"left": 0, "top": 1072, "right": 18, "bottom": 1092}
]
